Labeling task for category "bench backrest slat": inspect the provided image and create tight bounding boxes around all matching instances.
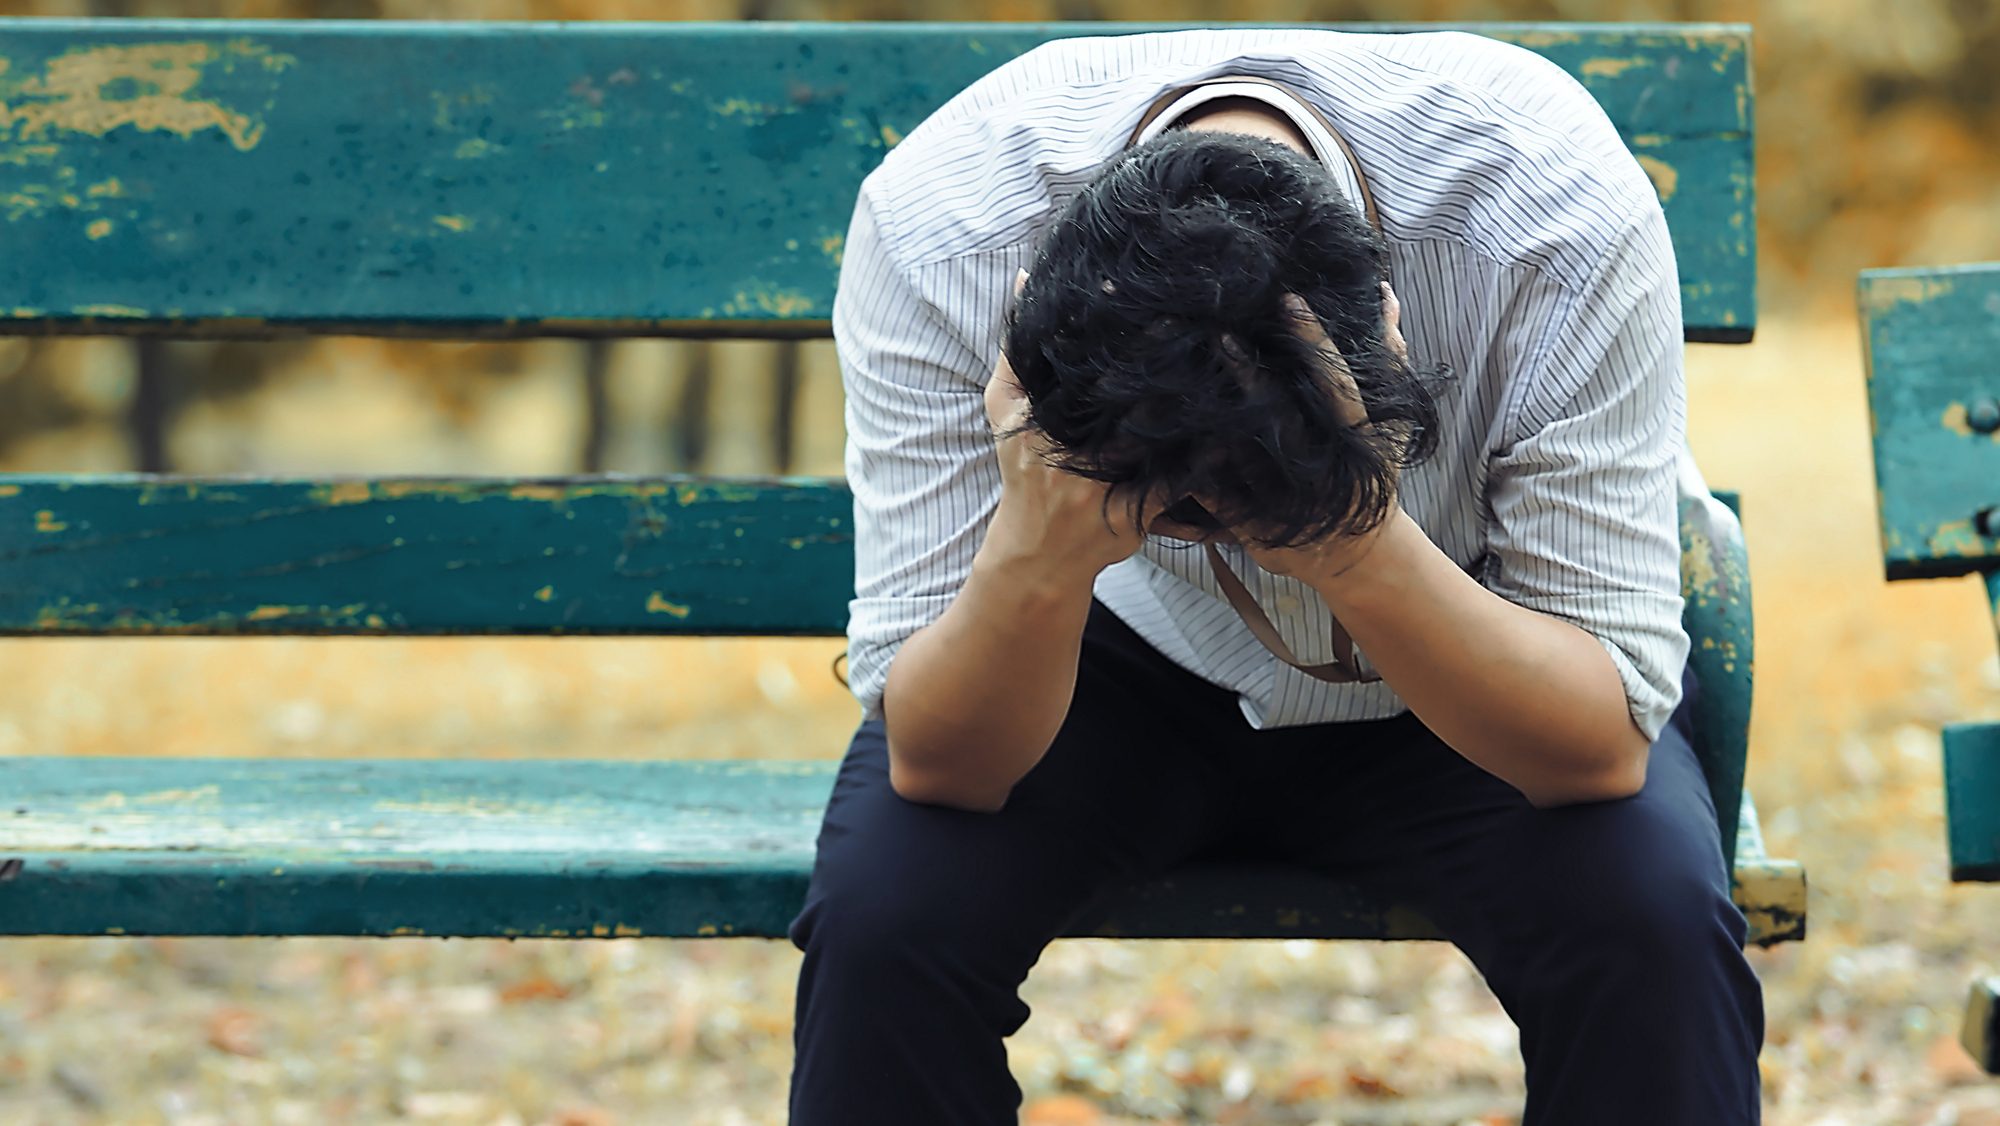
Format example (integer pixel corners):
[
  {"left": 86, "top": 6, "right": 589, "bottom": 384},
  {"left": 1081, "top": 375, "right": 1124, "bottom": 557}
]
[
  {"left": 2, "top": 476, "right": 1757, "bottom": 643},
  {"left": 1860, "top": 263, "right": 2000, "bottom": 580},
  {"left": 0, "top": 20, "right": 1753, "bottom": 340},
  {"left": 0, "top": 476, "right": 855, "bottom": 635}
]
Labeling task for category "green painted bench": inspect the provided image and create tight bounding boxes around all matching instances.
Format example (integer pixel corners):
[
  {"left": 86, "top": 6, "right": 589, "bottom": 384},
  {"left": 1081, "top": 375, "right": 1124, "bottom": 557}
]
[
  {"left": 0, "top": 19, "right": 1803, "bottom": 945},
  {"left": 1860, "top": 263, "right": 2000, "bottom": 1064}
]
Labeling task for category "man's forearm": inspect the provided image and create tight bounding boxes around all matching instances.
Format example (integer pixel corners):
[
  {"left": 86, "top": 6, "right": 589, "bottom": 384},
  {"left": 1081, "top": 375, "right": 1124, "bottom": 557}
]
[
  {"left": 1310, "top": 512, "right": 1652, "bottom": 806},
  {"left": 879, "top": 548, "right": 1097, "bottom": 811}
]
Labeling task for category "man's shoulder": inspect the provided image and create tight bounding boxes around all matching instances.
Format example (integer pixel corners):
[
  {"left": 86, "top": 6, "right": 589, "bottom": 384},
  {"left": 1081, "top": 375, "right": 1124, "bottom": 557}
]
[
  {"left": 1340, "top": 36, "right": 1660, "bottom": 285},
  {"left": 858, "top": 28, "right": 1650, "bottom": 284},
  {"left": 859, "top": 29, "right": 1404, "bottom": 270}
]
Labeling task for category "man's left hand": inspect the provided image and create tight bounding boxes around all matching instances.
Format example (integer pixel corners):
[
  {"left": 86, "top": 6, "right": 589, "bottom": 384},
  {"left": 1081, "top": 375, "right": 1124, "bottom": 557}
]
[{"left": 1230, "top": 288, "right": 1406, "bottom": 583}]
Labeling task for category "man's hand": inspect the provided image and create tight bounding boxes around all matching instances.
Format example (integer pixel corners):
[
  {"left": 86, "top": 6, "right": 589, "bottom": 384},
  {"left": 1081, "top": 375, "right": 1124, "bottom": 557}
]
[
  {"left": 1234, "top": 289, "right": 1403, "bottom": 582},
  {"left": 1210, "top": 284, "right": 1650, "bottom": 807},
  {"left": 981, "top": 328, "right": 1147, "bottom": 588},
  {"left": 877, "top": 278, "right": 1148, "bottom": 812}
]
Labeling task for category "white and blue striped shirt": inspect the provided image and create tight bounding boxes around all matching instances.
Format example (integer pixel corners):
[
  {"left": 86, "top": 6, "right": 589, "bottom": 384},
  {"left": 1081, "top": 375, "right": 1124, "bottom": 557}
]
[{"left": 837, "top": 28, "right": 1706, "bottom": 740}]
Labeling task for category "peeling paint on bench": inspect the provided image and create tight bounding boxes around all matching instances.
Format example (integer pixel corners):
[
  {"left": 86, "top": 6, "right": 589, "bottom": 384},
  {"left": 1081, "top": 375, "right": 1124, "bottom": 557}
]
[
  {"left": 0, "top": 20, "right": 1755, "bottom": 339},
  {"left": 1861, "top": 264, "right": 2000, "bottom": 578},
  {"left": 0, "top": 475, "right": 856, "bottom": 635}
]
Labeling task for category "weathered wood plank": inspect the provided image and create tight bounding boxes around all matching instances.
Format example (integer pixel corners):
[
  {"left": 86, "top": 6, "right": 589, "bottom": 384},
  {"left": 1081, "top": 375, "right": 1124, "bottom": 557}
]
[
  {"left": 1729, "top": 793, "right": 1806, "bottom": 946},
  {"left": 1963, "top": 976, "right": 2000, "bottom": 1074},
  {"left": 1990, "top": 570, "right": 2000, "bottom": 651},
  {"left": 1683, "top": 490, "right": 1752, "bottom": 864},
  {"left": 0, "top": 756, "right": 1803, "bottom": 942},
  {"left": 1946, "top": 722, "right": 2000, "bottom": 883},
  {"left": 0, "top": 475, "right": 854, "bottom": 635},
  {"left": 1860, "top": 263, "right": 2000, "bottom": 579},
  {"left": 0, "top": 20, "right": 1753, "bottom": 340},
  {"left": 0, "top": 474, "right": 1751, "bottom": 664}
]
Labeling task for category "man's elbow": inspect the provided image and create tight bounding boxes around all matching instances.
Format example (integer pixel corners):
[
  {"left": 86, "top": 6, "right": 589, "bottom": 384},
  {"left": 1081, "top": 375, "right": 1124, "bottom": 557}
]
[
  {"left": 887, "top": 753, "right": 1012, "bottom": 813},
  {"left": 1524, "top": 738, "right": 1651, "bottom": 809}
]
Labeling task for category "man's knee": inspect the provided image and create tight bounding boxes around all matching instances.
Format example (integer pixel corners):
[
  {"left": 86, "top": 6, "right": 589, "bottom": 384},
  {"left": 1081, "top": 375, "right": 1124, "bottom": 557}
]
[
  {"left": 793, "top": 857, "right": 1000, "bottom": 965},
  {"left": 1569, "top": 856, "right": 1746, "bottom": 964},
  {"left": 791, "top": 814, "right": 1069, "bottom": 992},
  {"left": 789, "top": 848, "right": 1055, "bottom": 1050},
  {"left": 1518, "top": 797, "right": 1747, "bottom": 964}
]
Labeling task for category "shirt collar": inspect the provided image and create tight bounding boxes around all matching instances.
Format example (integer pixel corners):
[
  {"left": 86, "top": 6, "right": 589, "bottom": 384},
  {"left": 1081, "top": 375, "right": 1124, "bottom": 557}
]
[{"left": 1129, "top": 78, "right": 1376, "bottom": 231}]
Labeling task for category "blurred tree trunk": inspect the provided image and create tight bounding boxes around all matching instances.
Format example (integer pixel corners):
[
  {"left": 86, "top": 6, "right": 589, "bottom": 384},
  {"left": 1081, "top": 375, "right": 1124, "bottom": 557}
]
[
  {"left": 790, "top": 340, "right": 846, "bottom": 477},
  {"left": 579, "top": 340, "right": 612, "bottom": 473},
  {"left": 676, "top": 346, "right": 712, "bottom": 472},
  {"left": 128, "top": 341, "right": 175, "bottom": 473},
  {"left": 598, "top": 340, "right": 702, "bottom": 473},
  {"left": 702, "top": 340, "right": 785, "bottom": 474},
  {"left": 772, "top": 342, "right": 801, "bottom": 475}
]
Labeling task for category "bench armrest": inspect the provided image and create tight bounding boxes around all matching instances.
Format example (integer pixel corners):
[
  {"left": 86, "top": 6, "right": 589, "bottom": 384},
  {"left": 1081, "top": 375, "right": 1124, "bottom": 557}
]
[{"left": 1682, "top": 490, "right": 1754, "bottom": 861}]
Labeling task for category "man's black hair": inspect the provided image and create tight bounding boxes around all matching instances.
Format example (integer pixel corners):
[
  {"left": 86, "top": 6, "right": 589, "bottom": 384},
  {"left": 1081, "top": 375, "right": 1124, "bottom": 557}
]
[{"left": 1003, "top": 127, "right": 1443, "bottom": 548}]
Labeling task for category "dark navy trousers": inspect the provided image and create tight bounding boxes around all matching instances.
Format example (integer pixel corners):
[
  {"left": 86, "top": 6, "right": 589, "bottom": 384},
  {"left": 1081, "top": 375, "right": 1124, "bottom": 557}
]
[{"left": 788, "top": 602, "right": 1764, "bottom": 1123}]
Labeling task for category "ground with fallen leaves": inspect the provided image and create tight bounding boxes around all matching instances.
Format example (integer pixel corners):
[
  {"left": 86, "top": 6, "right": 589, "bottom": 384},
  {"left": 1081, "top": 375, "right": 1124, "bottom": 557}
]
[
  {"left": 2, "top": 318, "right": 1998, "bottom": 1124},
  {"left": 3, "top": 0, "right": 2000, "bottom": 1119}
]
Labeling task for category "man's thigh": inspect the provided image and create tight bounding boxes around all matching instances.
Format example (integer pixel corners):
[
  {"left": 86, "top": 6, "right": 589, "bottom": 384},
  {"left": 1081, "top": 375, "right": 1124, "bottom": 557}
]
[
  {"left": 794, "top": 602, "right": 1252, "bottom": 949},
  {"left": 1257, "top": 669, "right": 1742, "bottom": 961}
]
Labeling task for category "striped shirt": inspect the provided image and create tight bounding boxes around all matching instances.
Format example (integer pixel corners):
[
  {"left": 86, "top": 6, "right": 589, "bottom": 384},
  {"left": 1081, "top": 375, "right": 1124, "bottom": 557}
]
[{"left": 837, "top": 28, "right": 1710, "bottom": 741}]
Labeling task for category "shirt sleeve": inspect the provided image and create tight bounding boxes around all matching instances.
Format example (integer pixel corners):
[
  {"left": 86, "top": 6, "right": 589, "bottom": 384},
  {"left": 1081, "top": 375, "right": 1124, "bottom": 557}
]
[
  {"left": 1482, "top": 209, "right": 1691, "bottom": 742},
  {"left": 835, "top": 190, "right": 1001, "bottom": 720}
]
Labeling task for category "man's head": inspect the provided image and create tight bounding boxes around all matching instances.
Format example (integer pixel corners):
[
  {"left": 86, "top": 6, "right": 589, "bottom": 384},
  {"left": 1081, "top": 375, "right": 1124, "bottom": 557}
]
[{"left": 1002, "top": 128, "right": 1441, "bottom": 548}]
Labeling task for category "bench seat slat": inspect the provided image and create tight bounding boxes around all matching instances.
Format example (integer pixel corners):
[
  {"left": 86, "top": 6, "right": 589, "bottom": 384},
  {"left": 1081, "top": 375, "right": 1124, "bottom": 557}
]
[
  {"left": 0, "top": 20, "right": 1752, "bottom": 340},
  {"left": 0, "top": 756, "right": 1804, "bottom": 943}
]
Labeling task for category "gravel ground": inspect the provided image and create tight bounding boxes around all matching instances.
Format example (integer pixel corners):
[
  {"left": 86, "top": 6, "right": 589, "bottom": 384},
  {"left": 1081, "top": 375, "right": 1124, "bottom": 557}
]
[{"left": 4, "top": 319, "right": 2000, "bottom": 1123}]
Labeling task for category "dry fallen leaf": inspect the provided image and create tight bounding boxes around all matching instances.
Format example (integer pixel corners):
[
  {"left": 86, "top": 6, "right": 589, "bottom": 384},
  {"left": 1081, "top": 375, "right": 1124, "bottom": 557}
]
[
  {"left": 204, "top": 1006, "right": 262, "bottom": 1058},
  {"left": 499, "top": 976, "right": 571, "bottom": 1004},
  {"left": 1023, "top": 1094, "right": 1102, "bottom": 1125},
  {"left": 1278, "top": 1068, "right": 1335, "bottom": 1103},
  {"left": 1345, "top": 1070, "right": 1401, "bottom": 1098}
]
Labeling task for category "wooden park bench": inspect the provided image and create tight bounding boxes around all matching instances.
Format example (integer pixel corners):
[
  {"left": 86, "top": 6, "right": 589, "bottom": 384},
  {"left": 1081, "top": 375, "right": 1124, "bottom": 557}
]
[
  {"left": 1860, "top": 262, "right": 2000, "bottom": 1065},
  {"left": 0, "top": 19, "right": 1803, "bottom": 946}
]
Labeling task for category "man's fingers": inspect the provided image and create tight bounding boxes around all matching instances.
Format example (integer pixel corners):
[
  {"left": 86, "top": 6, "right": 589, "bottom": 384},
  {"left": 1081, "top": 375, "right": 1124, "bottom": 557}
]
[
  {"left": 1380, "top": 281, "right": 1409, "bottom": 361},
  {"left": 984, "top": 269, "right": 1036, "bottom": 432},
  {"left": 1281, "top": 293, "right": 1369, "bottom": 429},
  {"left": 1281, "top": 293, "right": 1334, "bottom": 347},
  {"left": 984, "top": 349, "right": 1030, "bottom": 432}
]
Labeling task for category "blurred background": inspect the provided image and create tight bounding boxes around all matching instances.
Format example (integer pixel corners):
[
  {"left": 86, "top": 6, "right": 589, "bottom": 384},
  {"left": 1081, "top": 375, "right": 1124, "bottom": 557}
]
[{"left": 1, "top": 0, "right": 1998, "bottom": 1123}]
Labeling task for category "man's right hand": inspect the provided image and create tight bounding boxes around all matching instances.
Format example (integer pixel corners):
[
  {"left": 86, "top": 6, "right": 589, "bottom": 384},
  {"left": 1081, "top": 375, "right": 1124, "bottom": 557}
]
[
  {"left": 979, "top": 345, "right": 1147, "bottom": 586},
  {"left": 878, "top": 343, "right": 1135, "bottom": 811}
]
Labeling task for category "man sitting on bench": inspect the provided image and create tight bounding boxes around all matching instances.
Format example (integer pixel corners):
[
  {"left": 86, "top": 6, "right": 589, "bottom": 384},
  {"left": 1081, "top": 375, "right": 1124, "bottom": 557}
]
[{"left": 788, "top": 29, "right": 1764, "bottom": 1125}]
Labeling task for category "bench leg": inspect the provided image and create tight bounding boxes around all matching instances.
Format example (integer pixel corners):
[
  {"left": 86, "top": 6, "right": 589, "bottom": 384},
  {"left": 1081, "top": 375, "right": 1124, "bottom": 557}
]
[{"left": 1963, "top": 977, "right": 2000, "bottom": 1074}]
